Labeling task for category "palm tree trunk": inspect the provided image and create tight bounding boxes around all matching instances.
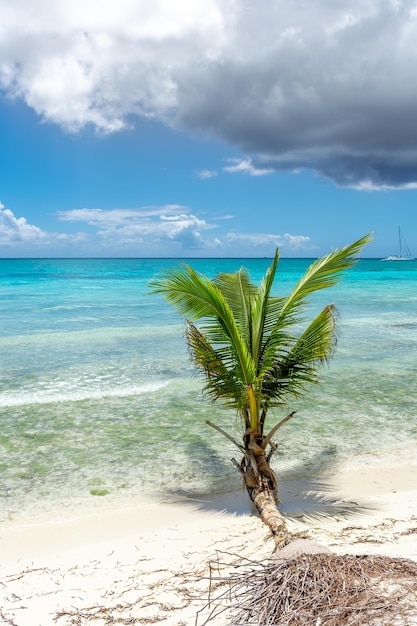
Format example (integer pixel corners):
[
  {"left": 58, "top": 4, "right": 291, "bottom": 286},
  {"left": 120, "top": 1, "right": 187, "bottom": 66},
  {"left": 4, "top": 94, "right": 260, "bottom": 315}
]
[
  {"left": 207, "top": 419, "right": 289, "bottom": 548},
  {"left": 241, "top": 431, "right": 288, "bottom": 549},
  {"left": 250, "top": 480, "right": 288, "bottom": 549}
]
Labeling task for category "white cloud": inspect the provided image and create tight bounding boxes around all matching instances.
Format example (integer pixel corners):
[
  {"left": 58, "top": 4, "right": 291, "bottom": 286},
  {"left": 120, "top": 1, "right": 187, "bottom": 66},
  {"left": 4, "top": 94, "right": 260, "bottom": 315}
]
[
  {"left": 58, "top": 205, "right": 186, "bottom": 226},
  {"left": 215, "top": 214, "right": 234, "bottom": 220},
  {"left": 59, "top": 206, "right": 215, "bottom": 251},
  {"left": 349, "top": 180, "right": 417, "bottom": 192},
  {"left": 0, "top": 202, "right": 316, "bottom": 257},
  {"left": 0, "top": 203, "right": 46, "bottom": 244},
  {"left": 0, "top": 0, "right": 232, "bottom": 132},
  {"left": 197, "top": 169, "right": 218, "bottom": 179},
  {"left": 226, "top": 232, "right": 311, "bottom": 250},
  {"left": 223, "top": 158, "right": 274, "bottom": 176}
]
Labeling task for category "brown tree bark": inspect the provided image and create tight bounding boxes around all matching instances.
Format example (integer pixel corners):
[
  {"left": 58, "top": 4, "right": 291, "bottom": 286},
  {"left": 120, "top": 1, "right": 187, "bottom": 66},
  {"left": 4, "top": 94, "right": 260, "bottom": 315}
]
[
  {"left": 241, "top": 430, "right": 288, "bottom": 549},
  {"left": 207, "top": 419, "right": 290, "bottom": 549}
]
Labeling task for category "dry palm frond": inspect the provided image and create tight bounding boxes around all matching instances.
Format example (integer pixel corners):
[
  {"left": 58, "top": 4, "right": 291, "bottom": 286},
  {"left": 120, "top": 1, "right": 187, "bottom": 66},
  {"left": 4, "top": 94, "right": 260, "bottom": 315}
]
[{"left": 199, "top": 553, "right": 417, "bottom": 625}]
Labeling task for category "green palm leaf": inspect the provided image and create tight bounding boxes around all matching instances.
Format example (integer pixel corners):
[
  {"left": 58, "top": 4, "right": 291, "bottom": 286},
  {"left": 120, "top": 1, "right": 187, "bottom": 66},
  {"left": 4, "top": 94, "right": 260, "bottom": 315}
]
[
  {"left": 214, "top": 267, "right": 256, "bottom": 333},
  {"left": 279, "top": 233, "right": 372, "bottom": 323},
  {"left": 261, "top": 303, "right": 338, "bottom": 405},
  {"left": 150, "top": 233, "right": 372, "bottom": 435},
  {"left": 150, "top": 263, "right": 258, "bottom": 388},
  {"left": 251, "top": 249, "right": 280, "bottom": 369}
]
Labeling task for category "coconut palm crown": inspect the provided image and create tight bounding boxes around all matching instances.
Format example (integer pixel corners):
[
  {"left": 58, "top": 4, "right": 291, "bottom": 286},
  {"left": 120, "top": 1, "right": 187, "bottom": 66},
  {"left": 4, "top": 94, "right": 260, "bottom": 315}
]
[{"left": 150, "top": 234, "right": 371, "bottom": 439}]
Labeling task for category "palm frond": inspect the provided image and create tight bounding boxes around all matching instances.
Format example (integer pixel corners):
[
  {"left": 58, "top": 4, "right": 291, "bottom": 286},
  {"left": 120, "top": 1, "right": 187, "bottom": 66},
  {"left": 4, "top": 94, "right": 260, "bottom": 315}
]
[
  {"left": 251, "top": 249, "right": 280, "bottom": 368},
  {"left": 213, "top": 268, "right": 256, "bottom": 333},
  {"left": 186, "top": 322, "right": 245, "bottom": 407},
  {"left": 261, "top": 304, "right": 338, "bottom": 406},
  {"left": 286, "top": 303, "right": 338, "bottom": 364},
  {"left": 151, "top": 265, "right": 259, "bottom": 393},
  {"left": 149, "top": 264, "right": 224, "bottom": 320},
  {"left": 213, "top": 268, "right": 255, "bottom": 362},
  {"left": 149, "top": 235, "right": 371, "bottom": 434},
  {"left": 257, "top": 326, "right": 295, "bottom": 380},
  {"left": 279, "top": 233, "right": 372, "bottom": 322}
]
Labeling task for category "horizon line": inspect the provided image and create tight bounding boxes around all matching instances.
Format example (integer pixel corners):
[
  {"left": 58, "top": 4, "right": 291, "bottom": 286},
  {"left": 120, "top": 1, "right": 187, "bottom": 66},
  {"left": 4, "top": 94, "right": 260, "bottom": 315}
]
[{"left": 0, "top": 256, "right": 394, "bottom": 261}]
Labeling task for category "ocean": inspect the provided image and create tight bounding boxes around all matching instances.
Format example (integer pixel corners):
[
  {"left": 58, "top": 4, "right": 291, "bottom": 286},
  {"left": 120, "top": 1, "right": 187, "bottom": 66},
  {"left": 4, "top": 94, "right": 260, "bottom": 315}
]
[{"left": 0, "top": 257, "right": 416, "bottom": 524}]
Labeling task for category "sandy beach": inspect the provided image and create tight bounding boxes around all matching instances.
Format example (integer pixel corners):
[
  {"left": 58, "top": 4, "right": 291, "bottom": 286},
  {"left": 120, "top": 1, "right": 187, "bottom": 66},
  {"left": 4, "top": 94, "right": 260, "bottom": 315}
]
[{"left": 1, "top": 460, "right": 417, "bottom": 626}]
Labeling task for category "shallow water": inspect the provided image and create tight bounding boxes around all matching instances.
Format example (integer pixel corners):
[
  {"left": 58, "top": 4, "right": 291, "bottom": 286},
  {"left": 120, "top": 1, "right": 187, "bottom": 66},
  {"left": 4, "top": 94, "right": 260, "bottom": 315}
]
[{"left": 0, "top": 258, "right": 416, "bottom": 523}]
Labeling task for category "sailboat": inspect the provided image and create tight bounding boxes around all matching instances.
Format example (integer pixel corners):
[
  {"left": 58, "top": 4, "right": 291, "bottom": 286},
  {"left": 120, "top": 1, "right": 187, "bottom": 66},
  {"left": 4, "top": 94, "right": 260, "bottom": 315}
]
[{"left": 382, "top": 227, "right": 415, "bottom": 261}]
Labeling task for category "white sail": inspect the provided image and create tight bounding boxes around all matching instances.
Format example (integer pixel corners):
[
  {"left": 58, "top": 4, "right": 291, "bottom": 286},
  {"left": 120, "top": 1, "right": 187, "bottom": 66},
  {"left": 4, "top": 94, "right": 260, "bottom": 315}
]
[{"left": 382, "top": 227, "right": 415, "bottom": 261}]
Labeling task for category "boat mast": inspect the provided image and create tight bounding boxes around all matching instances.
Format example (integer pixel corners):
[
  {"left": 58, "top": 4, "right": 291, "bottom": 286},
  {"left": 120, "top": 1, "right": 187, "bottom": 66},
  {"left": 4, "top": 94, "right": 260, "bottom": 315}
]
[{"left": 398, "top": 226, "right": 402, "bottom": 258}]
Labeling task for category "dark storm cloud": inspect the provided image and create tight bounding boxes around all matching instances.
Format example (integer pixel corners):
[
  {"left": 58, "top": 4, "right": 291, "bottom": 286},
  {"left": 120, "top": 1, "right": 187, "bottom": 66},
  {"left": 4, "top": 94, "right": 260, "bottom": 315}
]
[
  {"left": 176, "top": 1, "right": 417, "bottom": 188},
  {"left": 2, "top": 0, "right": 417, "bottom": 188}
]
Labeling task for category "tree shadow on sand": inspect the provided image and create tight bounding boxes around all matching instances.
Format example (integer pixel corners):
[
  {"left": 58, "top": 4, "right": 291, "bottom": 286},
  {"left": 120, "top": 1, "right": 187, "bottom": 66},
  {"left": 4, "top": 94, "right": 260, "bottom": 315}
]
[{"left": 169, "top": 443, "right": 373, "bottom": 525}]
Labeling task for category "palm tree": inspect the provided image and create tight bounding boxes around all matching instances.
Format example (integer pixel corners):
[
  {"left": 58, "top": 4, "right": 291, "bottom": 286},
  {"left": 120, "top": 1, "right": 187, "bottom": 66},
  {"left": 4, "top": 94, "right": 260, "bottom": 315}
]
[{"left": 150, "top": 234, "right": 371, "bottom": 547}]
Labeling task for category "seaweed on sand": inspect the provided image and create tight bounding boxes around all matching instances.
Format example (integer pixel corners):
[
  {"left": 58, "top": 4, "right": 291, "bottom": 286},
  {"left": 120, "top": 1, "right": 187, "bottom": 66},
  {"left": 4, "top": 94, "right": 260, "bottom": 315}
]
[{"left": 199, "top": 552, "right": 417, "bottom": 625}]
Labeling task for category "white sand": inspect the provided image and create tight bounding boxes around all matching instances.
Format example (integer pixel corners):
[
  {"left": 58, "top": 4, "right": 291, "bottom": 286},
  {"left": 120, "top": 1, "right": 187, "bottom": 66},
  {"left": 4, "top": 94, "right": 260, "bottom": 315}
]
[{"left": 1, "top": 462, "right": 417, "bottom": 625}]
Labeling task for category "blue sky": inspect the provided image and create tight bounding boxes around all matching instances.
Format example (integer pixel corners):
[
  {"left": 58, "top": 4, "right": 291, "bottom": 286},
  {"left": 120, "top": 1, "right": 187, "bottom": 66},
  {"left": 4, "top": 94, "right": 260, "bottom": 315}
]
[{"left": 1, "top": 0, "right": 417, "bottom": 258}]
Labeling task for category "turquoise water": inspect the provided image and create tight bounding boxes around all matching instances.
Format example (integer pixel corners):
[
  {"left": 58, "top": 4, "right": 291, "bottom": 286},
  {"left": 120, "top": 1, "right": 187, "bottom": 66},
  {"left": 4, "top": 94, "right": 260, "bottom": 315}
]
[{"left": 0, "top": 258, "right": 416, "bottom": 523}]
